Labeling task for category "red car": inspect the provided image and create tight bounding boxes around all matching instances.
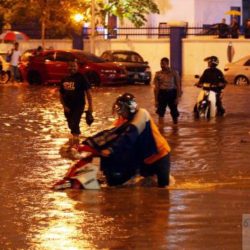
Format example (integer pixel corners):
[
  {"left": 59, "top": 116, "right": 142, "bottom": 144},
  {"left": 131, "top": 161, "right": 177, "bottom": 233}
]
[{"left": 19, "top": 49, "right": 127, "bottom": 85}]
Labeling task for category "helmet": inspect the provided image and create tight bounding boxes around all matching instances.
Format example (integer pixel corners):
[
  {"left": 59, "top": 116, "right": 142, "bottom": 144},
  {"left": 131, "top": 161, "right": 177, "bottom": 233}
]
[
  {"left": 204, "top": 56, "right": 219, "bottom": 67},
  {"left": 113, "top": 93, "right": 138, "bottom": 118}
]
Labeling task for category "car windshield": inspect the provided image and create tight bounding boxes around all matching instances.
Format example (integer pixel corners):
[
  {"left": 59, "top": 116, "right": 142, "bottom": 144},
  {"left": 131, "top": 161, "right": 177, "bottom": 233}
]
[
  {"left": 112, "top": 52, "right": 144, "bottom": 63},
  {"left": 74, "top": 52, "right": 105, "bottom": 63}
]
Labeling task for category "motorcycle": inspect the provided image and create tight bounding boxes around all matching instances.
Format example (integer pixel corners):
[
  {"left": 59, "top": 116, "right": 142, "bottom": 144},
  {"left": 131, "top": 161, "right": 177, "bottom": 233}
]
[
  {"left": 52, "top": 122, "right": 131, "bottom": 191},
  {"left": 193, "top": 82, "right": 217, "bottom": 119},
  {"left": 52, "top": 144, "right": 101, "bottom": 190},
  {"left": 53, "top": 125, "right": 176, "bottom": 190}
]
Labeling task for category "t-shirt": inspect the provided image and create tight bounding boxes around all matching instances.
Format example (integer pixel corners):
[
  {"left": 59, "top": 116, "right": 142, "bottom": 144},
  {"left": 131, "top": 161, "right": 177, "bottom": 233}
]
[
  {"left": 10, "top": 50, "right": 21, "bottom": 66},
  {"left": 60, "top": 72, "right": 91, "bottom": 108}
]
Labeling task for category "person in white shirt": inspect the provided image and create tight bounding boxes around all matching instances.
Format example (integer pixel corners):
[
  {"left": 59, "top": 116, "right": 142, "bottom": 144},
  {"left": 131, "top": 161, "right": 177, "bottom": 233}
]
[{"left": 9, "top": 42, "right": 21, "bottom": 82}]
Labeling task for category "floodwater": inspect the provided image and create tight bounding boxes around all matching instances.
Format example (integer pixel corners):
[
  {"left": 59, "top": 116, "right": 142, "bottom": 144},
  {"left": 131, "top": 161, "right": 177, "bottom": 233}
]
[{"left": 0, "top": 82, "right": 250, "bottom": 249}]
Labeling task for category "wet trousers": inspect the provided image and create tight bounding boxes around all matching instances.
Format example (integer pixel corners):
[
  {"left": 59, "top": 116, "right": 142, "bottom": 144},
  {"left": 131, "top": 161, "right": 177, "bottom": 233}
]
[
  {"left": 64, "top": 106, "right": 84, "bottom": 135},
  {"left": 140, "top": 154, "right": 171, "bottom": 187},
  {"left": 156, "top": 89, "right": 179, "bottom": 120},
  {"left": 11, "top": 65, "right": 20, "bottom": 82},
  {"left": 216, "top": 92, "right": 225, "bottom": 115},
  {"left": 101, "top": 152, "right": 171, "bottom": 187}
]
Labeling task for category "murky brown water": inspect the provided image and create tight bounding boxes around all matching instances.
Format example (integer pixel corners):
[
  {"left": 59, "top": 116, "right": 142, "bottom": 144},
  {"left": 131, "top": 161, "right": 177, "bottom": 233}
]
[{"left": 0, "top": 82, "right": 250, "bottom": 249}]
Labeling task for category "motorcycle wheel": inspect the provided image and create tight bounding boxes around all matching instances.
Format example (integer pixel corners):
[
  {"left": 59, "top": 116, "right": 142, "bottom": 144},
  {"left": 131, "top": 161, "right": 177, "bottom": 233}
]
[
  {"left": 205, "top": 104, "right": 211, "bottom": 119},
  {"left": 0, "top": 71, "right": 10, "bottom": 84}
]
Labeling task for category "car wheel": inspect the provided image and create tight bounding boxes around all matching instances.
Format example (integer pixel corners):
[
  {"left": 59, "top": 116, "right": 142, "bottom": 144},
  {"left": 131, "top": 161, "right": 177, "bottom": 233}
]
[
  {"left": 144, "top": 79, "right": 151, "bottom": 85},
  {"left": 27, "top": 71, "right": 42, "bottom": 85},
  {"left": 0, "top": 71, "right": 10, "bottom": 84},
  {"left": 234, "top": 75, "right": 249, "bottom": 86},
  {"left": 86, "top": 72, "right": 100, "bottom": 86}
]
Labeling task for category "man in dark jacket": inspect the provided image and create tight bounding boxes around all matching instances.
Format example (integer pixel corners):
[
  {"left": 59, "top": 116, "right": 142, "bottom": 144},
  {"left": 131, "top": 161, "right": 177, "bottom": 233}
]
[
  {"left": 100, "top": 93, "right": 172, "bottom": 187},
  {"left": 198, "top": 56, "right": 227, "bottom": 116},
  {"left": 60, "top": 61, "right": 93, "bottom": 145}
]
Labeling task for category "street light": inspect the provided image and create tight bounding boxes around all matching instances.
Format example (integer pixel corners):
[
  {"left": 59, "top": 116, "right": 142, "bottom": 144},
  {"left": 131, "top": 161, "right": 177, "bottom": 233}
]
[
  {"left": 73, "top": 13, "right": 84, "bottom": 23},
  {"left": 71, "top": 13, "right": 86, "bottom": 50},
  {"left": 71, "top": 0, "right": 95, "bottom": 53}
]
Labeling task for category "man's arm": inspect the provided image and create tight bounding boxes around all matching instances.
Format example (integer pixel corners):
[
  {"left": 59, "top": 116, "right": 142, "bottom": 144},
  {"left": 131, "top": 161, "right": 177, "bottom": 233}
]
[
  {"left": 153, "top": 72, "right": 159, "bottom": 107},
  {"left": 101, "top": 124, "right": 139, "bottom": 157}
]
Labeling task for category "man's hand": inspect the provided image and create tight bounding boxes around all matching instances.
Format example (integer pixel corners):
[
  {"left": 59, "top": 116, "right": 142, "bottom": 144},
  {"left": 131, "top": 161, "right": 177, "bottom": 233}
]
[{"left": 101, "top": 149, "right": 111, "bottom": 157}]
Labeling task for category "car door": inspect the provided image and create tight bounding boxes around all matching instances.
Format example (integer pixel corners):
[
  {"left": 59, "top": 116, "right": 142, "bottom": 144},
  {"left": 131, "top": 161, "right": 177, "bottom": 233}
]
[
  {"left": 43, "top": 51, "right": 57, "bottom": 81},
  {"left": 54, "top": 51, "right": 75, "bottom": 81}
]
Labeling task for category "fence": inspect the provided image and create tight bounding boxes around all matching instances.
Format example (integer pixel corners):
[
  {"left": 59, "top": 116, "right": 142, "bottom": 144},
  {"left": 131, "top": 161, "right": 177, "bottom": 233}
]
[
  {"left": 5, "top": 25, "right": 224, "bottom": 40},
  {"left": 82, "top": 25, "right": 232, "bottom": 39}
]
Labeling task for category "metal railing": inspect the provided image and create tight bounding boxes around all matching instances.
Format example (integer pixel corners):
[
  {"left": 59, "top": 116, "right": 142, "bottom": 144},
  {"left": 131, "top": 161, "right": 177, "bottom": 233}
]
[
  {"left": 6, "top": 25, "right": 243, "bottom": 39},
  {"left": 82, "top": 26, "right": 221, "bottom": 39}
]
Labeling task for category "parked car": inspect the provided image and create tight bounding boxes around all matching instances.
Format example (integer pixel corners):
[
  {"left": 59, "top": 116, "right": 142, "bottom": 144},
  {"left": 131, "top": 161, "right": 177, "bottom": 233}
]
[
  {"left": 0, "top": 52, "right": 11, "bottom": 84},
  {"left": 224, "top": 56, "right": 250, "bottom": 86},
  {"left": 18, "top": 49, "right": 37, "bottom": 82},
  {"left": 100, "top": 50, "right": 152, "bottom": 85},
  {"left": 19, "top": 49, "right": 127, "bottom": 85}
]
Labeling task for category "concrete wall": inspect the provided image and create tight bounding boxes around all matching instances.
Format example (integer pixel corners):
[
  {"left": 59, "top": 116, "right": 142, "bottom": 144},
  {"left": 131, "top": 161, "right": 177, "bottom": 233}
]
[
  {"left": 93, "top": 36, "right": 250, "bottom": 80},
  {"left": 182, "top": 37, "right": 250, "bottom": 78},
  {"left": 124, "top": 0, "right": 242, "bottom": 27},
  {"left": 194, "top": 0, "right": 242, "bottom": 26},
  {"left": 148, "top": 0, "right": 195, "bottom": 26},
  {"left": 1, "top": 36, "right": 250, "bottom": 82}
]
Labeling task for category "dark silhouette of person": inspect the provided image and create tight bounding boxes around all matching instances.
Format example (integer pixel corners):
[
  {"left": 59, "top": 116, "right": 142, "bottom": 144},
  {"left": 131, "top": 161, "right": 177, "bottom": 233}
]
[
  {"left": 230, "top": 18, "right": 240, "bottom": 38},
  {"left": 218, "top": 18, "right": 229, "bottom": 38},
  {"left": 244, "top": 19, "right": 250, "bottom": 38}
]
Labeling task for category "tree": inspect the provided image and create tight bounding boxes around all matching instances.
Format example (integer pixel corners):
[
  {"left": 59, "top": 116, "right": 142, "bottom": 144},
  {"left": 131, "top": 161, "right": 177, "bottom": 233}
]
[
  {"left": 100, "top": 0, "right": 159, "bottom": 28},
  {"left": 0, "top": 0, "right": 159, "bottom": 43}
]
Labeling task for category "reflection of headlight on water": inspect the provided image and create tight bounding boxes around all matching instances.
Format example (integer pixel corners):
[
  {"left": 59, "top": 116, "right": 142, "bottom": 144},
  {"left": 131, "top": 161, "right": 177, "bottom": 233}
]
[{"left": 34, "top": 194, "right": 94, "bottom": 249}]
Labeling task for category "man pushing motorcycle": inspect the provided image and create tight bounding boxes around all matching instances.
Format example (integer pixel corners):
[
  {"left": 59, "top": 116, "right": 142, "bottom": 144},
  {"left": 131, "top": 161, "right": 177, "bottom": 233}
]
[
  {"left": 53, "top": 93, "right": 173, "bottom": 190},
  {"left": 198, "top": 56, "right": 227, "bottom": 116}
]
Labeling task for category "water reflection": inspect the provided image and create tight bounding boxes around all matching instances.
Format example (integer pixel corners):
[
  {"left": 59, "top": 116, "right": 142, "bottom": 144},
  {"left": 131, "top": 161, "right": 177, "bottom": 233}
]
[{"left": 0, "top": 83, "right": 250, "bottom": 249}]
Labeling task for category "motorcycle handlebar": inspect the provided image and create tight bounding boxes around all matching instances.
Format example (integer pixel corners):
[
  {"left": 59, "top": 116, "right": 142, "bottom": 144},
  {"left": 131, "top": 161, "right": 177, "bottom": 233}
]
[{"left": 194, "top": 82, "right": 225, "bottom": 89}]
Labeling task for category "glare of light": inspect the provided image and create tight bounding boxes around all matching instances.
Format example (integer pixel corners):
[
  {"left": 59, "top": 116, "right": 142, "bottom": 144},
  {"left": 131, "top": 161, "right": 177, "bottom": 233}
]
[{"left": 72, "top": 13, "right": 84, "bottom": 23}]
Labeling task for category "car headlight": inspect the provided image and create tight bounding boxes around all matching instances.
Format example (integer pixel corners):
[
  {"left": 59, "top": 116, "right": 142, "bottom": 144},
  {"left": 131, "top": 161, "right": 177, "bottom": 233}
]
[{"left": 145, "top": 66, "right": 151, "bottom": 73}]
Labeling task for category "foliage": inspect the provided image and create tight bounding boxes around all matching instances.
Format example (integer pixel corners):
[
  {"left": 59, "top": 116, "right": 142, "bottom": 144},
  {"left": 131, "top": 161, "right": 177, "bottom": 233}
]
[
  {"left": 0, "top": 0, "right": 159, "bottom": 37},
  {"left": 102, "top": 0, "right": 159, "bottom": 27}
]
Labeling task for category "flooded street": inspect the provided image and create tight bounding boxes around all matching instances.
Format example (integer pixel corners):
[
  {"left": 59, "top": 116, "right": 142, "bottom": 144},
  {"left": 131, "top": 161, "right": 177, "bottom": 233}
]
[{"left": 0, "top": 82, "right": 250, "bottom": 249}]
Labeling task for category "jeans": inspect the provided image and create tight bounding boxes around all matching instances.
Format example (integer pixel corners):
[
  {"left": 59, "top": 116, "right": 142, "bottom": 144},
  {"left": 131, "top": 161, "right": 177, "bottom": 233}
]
[
  {"left": 11, "top": 65, "right": 20, "bottom": 82},
  {"left": 64, "top": 107, "right": 84, "bottom": 135}
]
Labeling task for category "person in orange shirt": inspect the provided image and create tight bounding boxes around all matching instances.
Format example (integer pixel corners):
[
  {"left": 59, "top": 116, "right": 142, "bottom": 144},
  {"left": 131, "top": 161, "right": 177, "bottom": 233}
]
[{"left": 100, "top": 93, "right": 172, "bottom": 187}]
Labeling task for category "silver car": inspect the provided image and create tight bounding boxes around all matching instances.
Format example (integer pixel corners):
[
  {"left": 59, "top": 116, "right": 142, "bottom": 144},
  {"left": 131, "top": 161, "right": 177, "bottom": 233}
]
[
  {"left": 224, "top": 56, "right": 250, "bottom": 86},
  {"left": 101, "top": 50, "right": 151, "bottom": 85}
]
